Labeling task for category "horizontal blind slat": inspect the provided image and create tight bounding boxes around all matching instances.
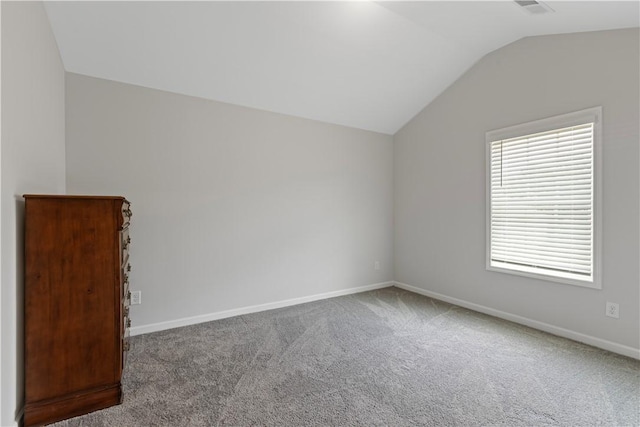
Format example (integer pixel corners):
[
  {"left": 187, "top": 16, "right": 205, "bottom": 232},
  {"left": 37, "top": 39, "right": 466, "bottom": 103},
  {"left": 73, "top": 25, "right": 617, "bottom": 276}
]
[
  {"left": 492, "top": 225, "right": 591, "bottom": 234},
  {"left": 492, "top": 253, "right": 592, "bottom": 266},
  {"left": 492, "top": 238, "right": 591, "bottom": 252},
  {"left": 490, "top": 230, "right": 591, "bottom": 242},
  {"left": 491, "top": 257, "right": 592, "bottom": 275},
  {"left": 491, "top": 250, "right": 592, "bottom": 269}
]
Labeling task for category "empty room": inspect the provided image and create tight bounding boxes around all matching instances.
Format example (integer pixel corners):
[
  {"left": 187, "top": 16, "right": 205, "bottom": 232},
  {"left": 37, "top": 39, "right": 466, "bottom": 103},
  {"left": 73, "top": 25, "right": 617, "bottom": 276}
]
[{"left": 1, "top": 1, "right": 639, "bottom": 426}]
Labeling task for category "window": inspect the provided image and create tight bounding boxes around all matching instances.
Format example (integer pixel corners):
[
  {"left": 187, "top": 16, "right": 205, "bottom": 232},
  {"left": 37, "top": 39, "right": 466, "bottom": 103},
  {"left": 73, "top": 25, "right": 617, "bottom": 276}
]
[{"left": 486, "top": 107, "right": 602, "bottom": 289}]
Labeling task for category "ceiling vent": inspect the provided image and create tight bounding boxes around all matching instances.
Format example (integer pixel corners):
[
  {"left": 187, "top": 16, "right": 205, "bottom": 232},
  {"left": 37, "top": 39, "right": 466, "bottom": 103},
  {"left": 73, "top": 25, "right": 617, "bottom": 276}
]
[{"left": 514, "top": 0, "right": 554, "bottom": 14}]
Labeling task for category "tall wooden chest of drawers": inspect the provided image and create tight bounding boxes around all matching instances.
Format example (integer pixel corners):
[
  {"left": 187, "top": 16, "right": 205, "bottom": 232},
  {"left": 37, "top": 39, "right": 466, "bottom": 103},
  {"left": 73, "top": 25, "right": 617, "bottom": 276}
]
[{"left": 23, "top": 195, "right": 132, "bottom": 426}]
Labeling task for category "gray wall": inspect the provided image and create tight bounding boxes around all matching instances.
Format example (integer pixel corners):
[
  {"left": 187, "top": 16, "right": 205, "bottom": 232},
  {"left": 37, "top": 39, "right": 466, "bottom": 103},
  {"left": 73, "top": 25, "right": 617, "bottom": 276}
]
[
  {"left": 1, "top": 2, "right": 66, "bottom": 426},
  {"left": 65, "top": 73, "right": 394, "bottom": 329},
  {"left": 394, "top": 29, "right": 639, "bottom": 351}
]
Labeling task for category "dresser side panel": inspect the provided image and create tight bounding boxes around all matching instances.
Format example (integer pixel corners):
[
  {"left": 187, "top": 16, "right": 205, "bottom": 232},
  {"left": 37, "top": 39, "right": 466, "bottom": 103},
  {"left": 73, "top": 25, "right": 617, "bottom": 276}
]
[{"left": 24, "top": 198, "right": 119, "bottom": 403}]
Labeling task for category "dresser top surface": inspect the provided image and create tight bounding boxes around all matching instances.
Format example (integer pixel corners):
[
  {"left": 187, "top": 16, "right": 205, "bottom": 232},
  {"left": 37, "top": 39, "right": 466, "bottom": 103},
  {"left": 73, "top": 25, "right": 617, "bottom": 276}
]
[{"left": 24, "top": 194, "right": 127, "bottom": 201}]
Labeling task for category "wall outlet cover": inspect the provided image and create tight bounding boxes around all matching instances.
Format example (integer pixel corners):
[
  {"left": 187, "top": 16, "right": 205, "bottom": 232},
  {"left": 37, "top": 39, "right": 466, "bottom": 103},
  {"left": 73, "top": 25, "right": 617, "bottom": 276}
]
[
  {"left": 605, "top": 302, "right": 619, "bottom": 319},
  {"left": 131, "top": 291, "right": 142, "bottom": 305}
]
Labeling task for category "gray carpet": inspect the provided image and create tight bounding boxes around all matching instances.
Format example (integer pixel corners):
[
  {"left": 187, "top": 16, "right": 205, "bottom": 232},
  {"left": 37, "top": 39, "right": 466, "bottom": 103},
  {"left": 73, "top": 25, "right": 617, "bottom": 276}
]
[{"left": 53, "top": 287, "right": 639, "bottom": 426}]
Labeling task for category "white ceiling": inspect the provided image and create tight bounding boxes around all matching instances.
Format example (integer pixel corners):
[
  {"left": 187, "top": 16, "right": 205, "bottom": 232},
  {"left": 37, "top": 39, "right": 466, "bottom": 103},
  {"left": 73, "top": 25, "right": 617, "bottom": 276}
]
[{"left": 44, "top": 1, "right": 639, "bottom": 135}]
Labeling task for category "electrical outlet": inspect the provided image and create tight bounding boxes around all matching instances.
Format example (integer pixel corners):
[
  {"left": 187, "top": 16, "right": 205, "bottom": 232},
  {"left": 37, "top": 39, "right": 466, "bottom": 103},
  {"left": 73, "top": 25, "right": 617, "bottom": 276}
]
[
  {"left": 131, "top": 291, "right": 142, "bottom": 305},
  {"left": 605, "top": 302, "right": 619, "bottom": 318},
  {"left": 374, "top": 261, "right": 380, "bottom": 270}
]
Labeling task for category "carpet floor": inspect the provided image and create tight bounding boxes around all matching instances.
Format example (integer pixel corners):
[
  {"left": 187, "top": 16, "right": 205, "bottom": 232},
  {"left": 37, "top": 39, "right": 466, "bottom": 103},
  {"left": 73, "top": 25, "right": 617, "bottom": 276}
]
[{"left": 53, "top": 287, "right": 639, "bottom": 426}]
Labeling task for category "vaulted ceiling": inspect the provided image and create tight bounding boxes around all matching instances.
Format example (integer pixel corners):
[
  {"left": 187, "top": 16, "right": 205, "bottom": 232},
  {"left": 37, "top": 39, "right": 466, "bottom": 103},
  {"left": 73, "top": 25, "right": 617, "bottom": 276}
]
[{"left": 44, "top": 1, "right": 639, "bottom": 134}]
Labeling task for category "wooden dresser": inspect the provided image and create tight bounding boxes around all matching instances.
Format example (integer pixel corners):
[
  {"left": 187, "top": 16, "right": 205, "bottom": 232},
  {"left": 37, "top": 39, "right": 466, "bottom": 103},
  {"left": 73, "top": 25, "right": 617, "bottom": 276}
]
[{"left": 23, "top": 195, "right": 132, "bottom": 426}]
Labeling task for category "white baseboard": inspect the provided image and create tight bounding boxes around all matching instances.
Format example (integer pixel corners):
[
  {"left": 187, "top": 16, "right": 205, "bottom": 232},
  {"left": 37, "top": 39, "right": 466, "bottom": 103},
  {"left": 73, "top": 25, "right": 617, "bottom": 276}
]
[
  {"left": 394, "top": 281, "right": 640, "bottom": 360},
  {"left": 130, "top": 281, "right": 394, "bottom": 336}
]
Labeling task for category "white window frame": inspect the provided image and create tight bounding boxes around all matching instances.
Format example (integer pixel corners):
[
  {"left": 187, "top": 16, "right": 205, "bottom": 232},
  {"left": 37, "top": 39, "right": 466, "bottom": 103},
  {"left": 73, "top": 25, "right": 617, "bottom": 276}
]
[{"left": 486, "top": 107, "right": 602, "bottom": 289}]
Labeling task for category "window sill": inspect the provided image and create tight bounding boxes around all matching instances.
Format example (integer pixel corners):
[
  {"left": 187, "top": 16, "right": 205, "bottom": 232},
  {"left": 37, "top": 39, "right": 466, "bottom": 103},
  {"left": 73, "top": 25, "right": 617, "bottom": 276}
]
[{"left": 487, "top": 260, "right": 601, "bottom": 290}]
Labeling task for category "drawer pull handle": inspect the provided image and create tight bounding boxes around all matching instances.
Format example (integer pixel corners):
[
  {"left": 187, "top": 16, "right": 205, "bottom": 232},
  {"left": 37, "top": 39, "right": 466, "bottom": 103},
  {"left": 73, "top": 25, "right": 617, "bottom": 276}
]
[
  {"left": 126, "top": 318, "right": 131, "bottom": 328},
  {"left": 124, "top": 274, "right": 129, "bottom": 284},
  {"left": 127, "top": 264, "right": 131, "bottom": 272},
  {"left": 124, "top": 209, "right": 133, "bottom": 218}
]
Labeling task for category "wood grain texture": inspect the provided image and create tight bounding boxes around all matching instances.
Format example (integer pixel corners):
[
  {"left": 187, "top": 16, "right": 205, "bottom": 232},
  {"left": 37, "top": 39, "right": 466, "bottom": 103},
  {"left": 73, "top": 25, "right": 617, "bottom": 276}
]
[
  {"left": 24, "top": 384, "right": 122, "bottom": 427},
  {"left": 24, "top": 195, "right": 131, "bottom": 426}
]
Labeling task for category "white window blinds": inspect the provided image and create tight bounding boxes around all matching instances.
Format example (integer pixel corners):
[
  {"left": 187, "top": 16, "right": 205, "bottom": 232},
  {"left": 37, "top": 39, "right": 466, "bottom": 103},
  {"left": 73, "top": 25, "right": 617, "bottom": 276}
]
[{"left": 486, "top": 108, "right": 601, "bottom": 288}]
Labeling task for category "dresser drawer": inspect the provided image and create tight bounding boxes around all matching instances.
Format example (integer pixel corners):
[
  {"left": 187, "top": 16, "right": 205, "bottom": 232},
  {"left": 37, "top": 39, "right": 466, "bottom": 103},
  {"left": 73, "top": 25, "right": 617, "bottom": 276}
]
[
  {"left": 122, "top": 326, "right": 131, "bottom": 369},
  {"left": 121, "top": 200, "right": 132, "bottom": 229},
  {"left": 122, "top": 271, "right": 130, "bottom": 300},
  {"left": 120, "top": 228, "right": 130, "bottom": 267},
  {"left": 122, "top": 263, "right": 131, "bottom": 299},
  {"left": 122, "top": 305, "right": 131, "bottom": 330},
  {"left": 122, "top": 305, "right": 130, "bottom": 345}
]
